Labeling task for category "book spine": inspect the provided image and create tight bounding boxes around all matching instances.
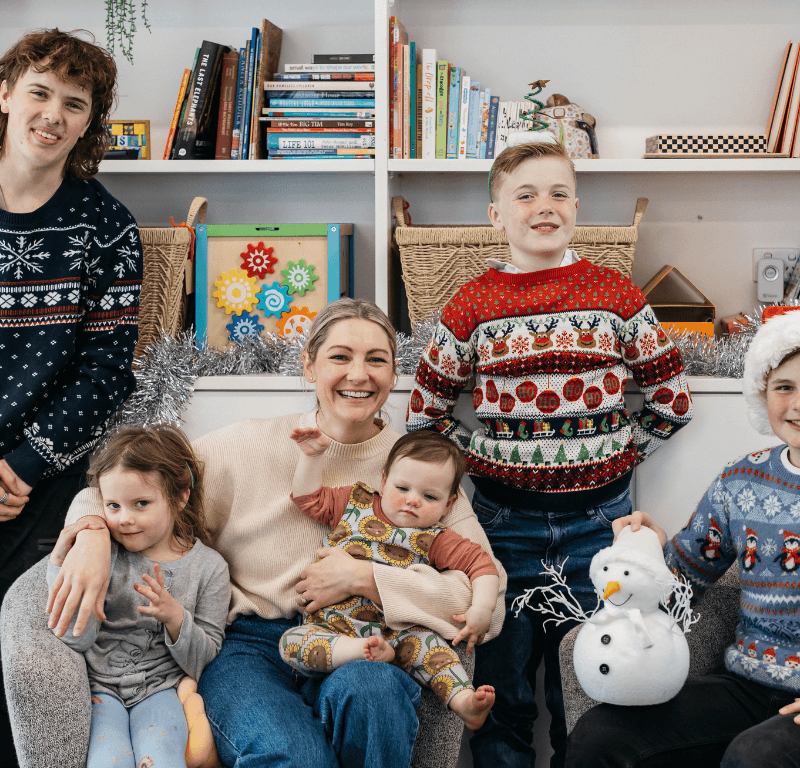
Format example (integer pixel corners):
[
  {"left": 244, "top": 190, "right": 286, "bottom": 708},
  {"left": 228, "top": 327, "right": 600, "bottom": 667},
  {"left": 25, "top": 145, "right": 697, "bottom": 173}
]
[
  {"left": 313, "top": 54, "right": 375, "bottom": 64},
  {"left": 163, "top": 68, "right": 191, "bottom": 159},
  {"left": 236, "top": 40, "right": 251, "bottom": 159},
  {"left": 231, "top": 47, "right": 247, "bottom": 159},
  {"left": 263, "top": 81, "right": 376, "bottom": 91},
  {"left": 285, "top": 63, "right": 375, "bottom": 73},
  {"left": 266, "top": 126, "right": 374, "bottom": 133},
  {"left": 268, "top": 148, "right": 374, "bottom": 155},
  {"left": 408, "top": 42, "right": 417, "bottom": 159},
  {"left": 769, "top": 42, "right": 798, "bottom": 152},
  {"left": 268, "top": 153, "right": 372, "bottom": 159},
  {"left": 421, "top": 49, "right": 437, "bottom": 160},
  {"left": 457, "top": 74, "right": 470, "bottom": 159},
  {"left": 267, "top": 99, "right": 376, "bottom": 108},
  {"left": 241, "top": 28, "right": 258, "bottom": 159},
  {"left": 265, "top": 120, "right": 374, "bottom": 128},
  {"left": 780, "top": 43, "right": 800, "bottom": 154},
  {"left": 392, "top": 22, "right": 407, "bottom": 159},
  {"left": 478, "top": 88, "right": 491, "bottom": 159},
  {"left": 248, "top": 29, "right": 263, "bottom": 159},
  {"left": 267, "top": 135, "right": 376, "bottom": 149},
  {"left": 494, "top": 101, "right": 510, "bottom": 155},
  {"left": 263, "top": 109, "right": 376, "bottom": 117},
  {"left": 264, "top": 91, "right": 376, "bottom": 99},
  {"left": 416, "top": 60, "right": 422, "bottom": 157},
  {"left": 215, "top": 52, "right": 239, "bottom": 159},
  {"left": 466, "top": 82, "right": 481, "bottom": 158},
  {"left": 435, "top": 61, "right": 449, "bottom": 160},
  {"left": 485, "top": 94, "right": 500, "bottom": 159},
  {"left": 275, "top": 72, "right": 374, "bottom": 81},
  {"left": 446, "top": 66, "right": 461, "bottom": 159},
  {"left": 403, "top": 44, "right": 411, "bottom": 159}
]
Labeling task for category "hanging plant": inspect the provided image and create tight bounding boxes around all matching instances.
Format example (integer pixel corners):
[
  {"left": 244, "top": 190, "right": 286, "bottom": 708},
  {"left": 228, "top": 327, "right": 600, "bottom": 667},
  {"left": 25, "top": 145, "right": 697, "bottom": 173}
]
[{"left": 105, "top": 0, "right": 152, "bottom": 64}]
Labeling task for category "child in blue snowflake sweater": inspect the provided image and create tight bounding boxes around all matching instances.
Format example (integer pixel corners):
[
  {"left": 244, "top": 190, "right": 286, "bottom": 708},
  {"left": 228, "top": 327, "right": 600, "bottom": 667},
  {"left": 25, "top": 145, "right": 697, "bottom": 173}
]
[{"left": 567, "top": 311, "right": 800, "bottom": 768}]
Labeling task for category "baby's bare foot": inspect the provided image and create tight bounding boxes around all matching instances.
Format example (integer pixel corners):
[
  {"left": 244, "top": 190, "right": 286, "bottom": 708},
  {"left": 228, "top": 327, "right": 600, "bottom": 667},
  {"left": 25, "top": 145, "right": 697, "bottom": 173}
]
[
  {"left": 363, "top": 636, "right": 396, "bottom": 663},
  {"left": 449, "top": 685, "right": 495, "bottom": 730}
]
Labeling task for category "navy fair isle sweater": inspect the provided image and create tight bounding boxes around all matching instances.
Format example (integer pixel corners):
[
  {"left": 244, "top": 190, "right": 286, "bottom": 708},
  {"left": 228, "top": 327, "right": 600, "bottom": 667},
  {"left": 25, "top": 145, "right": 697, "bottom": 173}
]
[
  {"left": 0, "top": 177, "right": 141, "bottom": 485},
  {"left": 665, "top": 445, "right": 800, "bottom": 694},
  {"left": 408, "top": 261, "right": 693, "bottom": 508}
]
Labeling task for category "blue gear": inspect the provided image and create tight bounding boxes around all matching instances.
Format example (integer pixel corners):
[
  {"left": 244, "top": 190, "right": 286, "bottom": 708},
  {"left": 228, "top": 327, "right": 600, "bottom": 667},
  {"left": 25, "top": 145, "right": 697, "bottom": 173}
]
[
  {"left": 226, "top": 311, "right": 265, "bottom": 343},
  {"left": 257, "top": 281, "right": 293, "bottom": 318}
]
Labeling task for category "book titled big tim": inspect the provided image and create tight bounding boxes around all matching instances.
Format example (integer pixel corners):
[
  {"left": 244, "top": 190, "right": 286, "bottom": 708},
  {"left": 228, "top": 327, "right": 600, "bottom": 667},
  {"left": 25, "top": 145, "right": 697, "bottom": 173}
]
[{"left": 173, "top": 40, "right": 229, "bottom": 159}]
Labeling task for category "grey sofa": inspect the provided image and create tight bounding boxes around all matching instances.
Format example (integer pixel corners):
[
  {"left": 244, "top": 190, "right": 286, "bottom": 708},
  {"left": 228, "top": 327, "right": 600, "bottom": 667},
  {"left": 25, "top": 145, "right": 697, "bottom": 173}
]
[
  {"left": 558, "top": 564, "right": 741, "bottom": 734},
  {"left": 1, "top": 557, "right": 470, "bottom": 768}
]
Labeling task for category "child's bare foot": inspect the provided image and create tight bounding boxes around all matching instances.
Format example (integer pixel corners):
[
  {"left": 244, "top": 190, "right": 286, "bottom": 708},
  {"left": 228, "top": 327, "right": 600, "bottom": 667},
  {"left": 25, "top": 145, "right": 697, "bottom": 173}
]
[
  {"left": 449, "top": 685, "right": 495, "bottom": 730},
  {"left": 364, "top": 635, "right": 396, "bottom": 663}
]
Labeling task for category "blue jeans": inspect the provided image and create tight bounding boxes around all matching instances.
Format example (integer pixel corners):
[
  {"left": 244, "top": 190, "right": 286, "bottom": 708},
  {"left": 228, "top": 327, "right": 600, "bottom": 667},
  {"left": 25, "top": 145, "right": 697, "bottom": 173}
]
[
  {"left": 86, "top": 689, "right": 187, "bottom": 768},
  {"left": 197, "top": 614, "right": 421, "bottom": 768},
  {"left": 469, "top": 485, "right": 632, "bottom": 768}
]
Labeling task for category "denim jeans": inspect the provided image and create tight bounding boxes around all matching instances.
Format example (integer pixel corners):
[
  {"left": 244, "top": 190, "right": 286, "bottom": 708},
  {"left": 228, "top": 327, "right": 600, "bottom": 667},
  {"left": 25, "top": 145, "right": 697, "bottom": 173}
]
[
  {"left": 86, "top": 689, "right": 187, "bottom": 768},
  {"left": 469, "top": 484, "right": 632, "bottom": 768},
  {"left": 566, "top": 672, "right": 800, "bottom": 768},
  {"left": 197, "top": 614, "right": 421, "bottom": 768}
]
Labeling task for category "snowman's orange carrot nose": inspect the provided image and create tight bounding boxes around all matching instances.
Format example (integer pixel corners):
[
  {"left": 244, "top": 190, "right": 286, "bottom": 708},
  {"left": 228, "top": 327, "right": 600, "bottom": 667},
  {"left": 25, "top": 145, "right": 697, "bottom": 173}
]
[{"left": 603, "top": 581, "right": 620, "bottom": 600}]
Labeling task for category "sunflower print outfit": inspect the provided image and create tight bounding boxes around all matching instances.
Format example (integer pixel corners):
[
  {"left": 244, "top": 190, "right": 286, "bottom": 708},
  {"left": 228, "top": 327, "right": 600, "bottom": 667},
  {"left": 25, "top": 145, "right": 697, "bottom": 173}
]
[{"left": 283, "top": 482, "right": 497, "bottom": 707}]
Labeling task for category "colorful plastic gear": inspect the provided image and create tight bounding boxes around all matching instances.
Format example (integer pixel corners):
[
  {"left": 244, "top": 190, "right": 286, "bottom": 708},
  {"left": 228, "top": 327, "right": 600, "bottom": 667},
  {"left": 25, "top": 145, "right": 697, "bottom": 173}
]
[
  {"left": 212, "top": 268, "right": 259, "bottom": 315},
  {"left": 277, "top": 305, "right": 317, "bottom": 340},
  {"left": 280, "top": 259, "right": 319, "bottom": 296},
  {"left": 240, "top": 242, "right": 277, "bottom": 279},
  {"left": 256, "top": 281, "right": 293, "bottom": 318},
  {"left": 226, "top": 311, "right": 265, "bottom": 343}
]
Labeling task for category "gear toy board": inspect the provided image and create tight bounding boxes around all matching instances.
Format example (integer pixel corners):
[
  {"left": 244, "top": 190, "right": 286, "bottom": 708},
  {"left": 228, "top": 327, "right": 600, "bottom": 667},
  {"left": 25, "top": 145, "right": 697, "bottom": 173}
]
[{"left": 195, "top": 223, "right": 353, "bottom": 349}]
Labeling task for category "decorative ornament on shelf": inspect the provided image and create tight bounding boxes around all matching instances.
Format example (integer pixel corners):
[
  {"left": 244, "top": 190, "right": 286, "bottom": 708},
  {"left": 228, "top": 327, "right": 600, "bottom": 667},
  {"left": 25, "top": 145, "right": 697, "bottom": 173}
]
[
  {"left": 515, "top": 526, "right": 698, "bottom": 706},
  {"left": 212, "top": 268, "right": 259, "bottom": 315},
  {"left": 280, "top": 259, "right": 319, "bottom": 296},
  {"left": 226, "top": 311, "right": 265, "bottom": 344},
  {"left": 518, "top": 79, "right": 551, "bottom": 132},
  {"left": 277, "top": 306, "right": 317, "bottom": 340},
  {"left": 257, "top": 281, "right": 293, "bottom": 318},
  {"left": 104, "top": 0, "right": 152, "bottom": 64},
  {"left": 240, "top": 242, "right": 278, "bottom": 279}
]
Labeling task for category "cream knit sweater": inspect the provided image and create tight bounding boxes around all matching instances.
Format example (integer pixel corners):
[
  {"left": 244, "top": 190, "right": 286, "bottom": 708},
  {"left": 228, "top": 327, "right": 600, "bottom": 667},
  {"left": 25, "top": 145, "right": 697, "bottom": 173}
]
[{"left": 67, "top": 412, "right": 507, "bottom": 641}]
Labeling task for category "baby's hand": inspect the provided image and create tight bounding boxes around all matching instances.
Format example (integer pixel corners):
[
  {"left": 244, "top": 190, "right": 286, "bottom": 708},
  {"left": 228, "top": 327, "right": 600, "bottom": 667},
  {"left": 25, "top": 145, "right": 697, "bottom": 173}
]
[
  {"left": 134, "top": 564, "right": 184, "bottom": 639},
  {"left": 290, "top": 427, "right": 331, "bottom": 457},
  {"left": 451, "top": 605, "right": 493, "bottom": 655}
]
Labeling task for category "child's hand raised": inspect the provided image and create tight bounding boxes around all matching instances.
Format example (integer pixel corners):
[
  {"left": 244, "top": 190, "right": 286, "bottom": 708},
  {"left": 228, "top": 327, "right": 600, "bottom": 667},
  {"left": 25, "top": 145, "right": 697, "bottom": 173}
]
[
  {"left": 290, "top": 427, "right": 331, "bottom": 457},
  {"left": 451, "top": 605, "right": 493, "bottom": 655},
  {"left": 134, "top": 563, "right": 184, "bottom": 643}
]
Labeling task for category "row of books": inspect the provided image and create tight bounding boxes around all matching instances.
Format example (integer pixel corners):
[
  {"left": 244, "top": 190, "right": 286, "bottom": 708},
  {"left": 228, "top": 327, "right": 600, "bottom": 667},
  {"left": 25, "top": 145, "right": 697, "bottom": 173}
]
[
  {"left": 389, "top": 16, "right": 505, "bottom": 160},
  {"left": 766, "top": 41, "right": 800, "bottom": 157},
  {"left": 163, "top": 19, "right": 282, "bottom": 160},
  {"left": 261, "top": 55, "right": 376, "bottom": 159}
]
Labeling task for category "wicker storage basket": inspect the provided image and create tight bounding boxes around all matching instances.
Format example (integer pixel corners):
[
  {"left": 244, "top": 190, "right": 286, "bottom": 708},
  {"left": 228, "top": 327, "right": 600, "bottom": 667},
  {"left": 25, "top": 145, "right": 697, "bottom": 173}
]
[
  {"left": 135, "top": 197, "right": 207, "bottom": 359},
  {"left": 392, "top": 196, "right": 648, "bottom": 327}
]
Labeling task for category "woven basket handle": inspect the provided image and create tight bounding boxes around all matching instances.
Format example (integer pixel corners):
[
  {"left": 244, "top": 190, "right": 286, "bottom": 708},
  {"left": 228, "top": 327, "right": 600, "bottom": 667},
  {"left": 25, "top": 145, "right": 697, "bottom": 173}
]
[
  {"left": 392, "top": 196, "right": 410, "bottom": 226},
  {"left": 186, "top": 197, "right": 208, "bottom": 226},
  {"left": 632, "top": 198, "right": 648, "bottom": 227}
]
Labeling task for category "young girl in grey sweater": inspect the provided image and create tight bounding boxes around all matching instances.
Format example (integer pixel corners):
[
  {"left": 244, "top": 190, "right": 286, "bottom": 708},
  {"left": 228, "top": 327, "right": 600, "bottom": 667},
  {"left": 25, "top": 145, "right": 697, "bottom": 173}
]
[{"left": 47, "top": 425, "right": 230, "bottom": 768}]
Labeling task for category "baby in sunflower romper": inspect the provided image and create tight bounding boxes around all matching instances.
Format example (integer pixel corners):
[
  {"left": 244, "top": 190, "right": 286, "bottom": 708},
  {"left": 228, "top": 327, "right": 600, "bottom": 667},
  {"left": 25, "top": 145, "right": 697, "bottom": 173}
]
[{"left": 283, "top": 428, "right": 499, "bottom": 729}]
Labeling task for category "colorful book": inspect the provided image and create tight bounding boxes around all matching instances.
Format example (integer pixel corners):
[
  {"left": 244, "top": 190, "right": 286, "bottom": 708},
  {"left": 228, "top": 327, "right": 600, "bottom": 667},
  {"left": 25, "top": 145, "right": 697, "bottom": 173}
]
[
  {"left": 230, "top": 47, "right": 247, "bottom": 159},
  {"left": 416, "top": 60, "right": 423, "bottom": 156},
  {"left": 266, "top": 134, "right": 375, "bottom": 149},
  {"left": 466, "top": 81, "right": 481, "bottom": 158},
  {"left": 285, "top": 63, "right": 375, "bottom": 72},
  {"left": 268, "top": 153, "right": 372, "bottom": 159},
  {"left": 403, "top": 44, "right": 411, "bottom": 159},
  {"left": 446, "top": 66, "right": 461, "bottom": 159},
  {"left": 409, "top": 42, "right": 417, "bottom": 158},
  {"left": 274, "top": 72, "right": 375, "bottom": 81},
  {"left": 391, "top": 19, "right": 408, "bottom": 159},
  {"left": 780, "top": 43, "right": 800, "bottom": 154},
  {"left": 240, "top": 28, "right": 258, "bottom": 160},
  {"left": 485, "top": 94, "right": 500, "bottom": 159},
  {"left": 766, "top": 41, "right": 793, "bottom": 150},
  {"left": 250, "top": 19, "right": 282, "bottom": 159},
  {"left": 264, "top": 90, "right": 375, "bottom": 99},
  {"left": 262, "top": 108, "right": 376, "bottom": 117},
  {"left": 769, "top": 41, "right": 798, "bottom": 152},
  {"left": 478, "top": 88, "right": 491, "bottom": 159},
  {"left": 457, "top": 74, "right": 470, "bottom": 159},
  {"left": 247, "top": 30, "right": 262, "bottom": 159},
  {"left": 267, "top": 99, "right": 375, "bottom": 108},
  {"left": 264, "top": 80, "right": 375, "bottom": 91},
  {"left": 313, "top": 54, "right": 375, "bottom": 64},
  {"left": 421, "top": 49, "right": 437, "bottom": 160},
  {"left": 170, "top": 47, "right": 200, "bottom": 159},
  {"left": 215, "top": 51, "right": 240, "bottom": 159},
  {"left": 435, "top": 60, "right": 449, "bottom": 160},
  {"left": 163, "top": 68, "right": 191, "bottom": 159},
  {"left": 264, "top": 120, "right": 374, "bottom": 129},
  {"left": 266, "top": 126, "right": 374, "bottom": 133}
]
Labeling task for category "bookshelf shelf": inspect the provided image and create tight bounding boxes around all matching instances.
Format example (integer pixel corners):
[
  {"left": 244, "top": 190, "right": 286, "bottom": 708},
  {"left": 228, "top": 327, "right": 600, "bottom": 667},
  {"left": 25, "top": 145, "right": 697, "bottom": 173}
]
[{"left": 98, "top": 159, "right": 376, "bottom": 174}]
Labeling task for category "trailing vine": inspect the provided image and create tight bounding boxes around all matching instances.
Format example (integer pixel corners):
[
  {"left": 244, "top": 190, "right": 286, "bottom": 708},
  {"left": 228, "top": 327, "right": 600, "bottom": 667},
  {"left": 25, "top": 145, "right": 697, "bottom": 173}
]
[{"left": 105, "top": 0, "right": 151, "bottom": 64}]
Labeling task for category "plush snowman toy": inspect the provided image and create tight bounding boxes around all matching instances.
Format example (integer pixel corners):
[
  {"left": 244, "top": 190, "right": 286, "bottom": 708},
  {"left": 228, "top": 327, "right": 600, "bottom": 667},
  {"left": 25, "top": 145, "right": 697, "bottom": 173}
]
[{"left": 517, "top": 525, "right": 696, "bottom": 706}]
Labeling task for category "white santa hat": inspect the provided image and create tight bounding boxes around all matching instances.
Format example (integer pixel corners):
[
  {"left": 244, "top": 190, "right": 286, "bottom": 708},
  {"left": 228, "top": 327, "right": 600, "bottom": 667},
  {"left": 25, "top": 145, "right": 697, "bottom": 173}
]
[
  {"left": 743, "top": 311, "right": 800, "bottom": 435},
  {"left": 589, "top": 525, "right": 673, "bottom": 586},
  {"left": 505, "top": 130, "right": 560, "bottom": 148}
]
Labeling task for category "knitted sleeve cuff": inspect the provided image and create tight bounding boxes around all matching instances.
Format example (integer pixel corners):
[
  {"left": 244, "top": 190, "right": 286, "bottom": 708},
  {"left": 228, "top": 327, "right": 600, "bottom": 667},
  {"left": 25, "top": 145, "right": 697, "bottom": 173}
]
[{"left": 4, "top": 440, "right": 52, "bottom": 487}]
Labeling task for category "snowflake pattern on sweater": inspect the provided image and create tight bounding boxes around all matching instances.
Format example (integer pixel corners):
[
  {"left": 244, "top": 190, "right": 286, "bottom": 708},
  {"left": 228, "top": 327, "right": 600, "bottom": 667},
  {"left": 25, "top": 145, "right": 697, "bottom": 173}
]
[
  {"left": 0, "top": 178, "right": 141, "bottom": 484},
  {"left": 665, "top": 445, "right": 800, "bottom": 693},
  {"left": 407, "top": 261, "right": 692, "bottom": 498}
]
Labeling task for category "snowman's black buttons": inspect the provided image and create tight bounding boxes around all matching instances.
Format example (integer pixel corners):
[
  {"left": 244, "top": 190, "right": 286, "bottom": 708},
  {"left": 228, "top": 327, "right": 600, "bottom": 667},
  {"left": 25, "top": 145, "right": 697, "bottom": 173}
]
[
  {"left": 601, "top": 634, "right": 611, "bottom": 645},
  {"left": 600, "top": 664, "right": 609, "bottom": 675}
]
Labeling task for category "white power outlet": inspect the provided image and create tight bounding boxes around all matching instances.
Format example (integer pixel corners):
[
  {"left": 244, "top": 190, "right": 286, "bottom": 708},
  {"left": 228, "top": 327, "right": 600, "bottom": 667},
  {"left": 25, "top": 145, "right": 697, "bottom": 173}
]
[{"left": 752, "top": 248, "right": 800, "bottom": 282}]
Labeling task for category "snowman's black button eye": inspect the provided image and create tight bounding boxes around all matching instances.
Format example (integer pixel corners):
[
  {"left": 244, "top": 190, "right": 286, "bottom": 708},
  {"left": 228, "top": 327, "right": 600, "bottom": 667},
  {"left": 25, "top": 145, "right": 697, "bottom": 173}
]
[
  {"left": 601, "top": 634, "right": 611, "bottom": 645},
  {"left": 624, "top": 570, "right": 629, "bottom": 576},
  {"left": 600, "top": 664, "right": 609, "bottom": 675},
  {"left": 603, "top": 566, "right": 608, "bottom": 571}
]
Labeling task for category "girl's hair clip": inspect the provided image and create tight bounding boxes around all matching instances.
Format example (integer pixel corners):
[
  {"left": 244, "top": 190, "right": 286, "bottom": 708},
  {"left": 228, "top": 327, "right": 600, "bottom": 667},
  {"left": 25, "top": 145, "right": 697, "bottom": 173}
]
[{"left": 186, "top": 462, "right": 194, "bottom": 489}]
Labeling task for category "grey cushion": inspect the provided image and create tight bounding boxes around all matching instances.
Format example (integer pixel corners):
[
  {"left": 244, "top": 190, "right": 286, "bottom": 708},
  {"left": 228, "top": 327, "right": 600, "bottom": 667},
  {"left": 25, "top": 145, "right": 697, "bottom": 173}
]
[
  {"left": 2, "top": 556, "right": 469, "bottom": 768},
  {"left": 559, "top": 564, "right": 741, "bottom": 734}
]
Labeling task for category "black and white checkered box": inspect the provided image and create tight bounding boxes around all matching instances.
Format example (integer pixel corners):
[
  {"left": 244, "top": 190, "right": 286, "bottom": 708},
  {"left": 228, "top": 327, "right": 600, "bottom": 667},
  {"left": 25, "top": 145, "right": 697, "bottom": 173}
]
[{"left": 645, "top": 135, "right": 768, "bottom": 154}]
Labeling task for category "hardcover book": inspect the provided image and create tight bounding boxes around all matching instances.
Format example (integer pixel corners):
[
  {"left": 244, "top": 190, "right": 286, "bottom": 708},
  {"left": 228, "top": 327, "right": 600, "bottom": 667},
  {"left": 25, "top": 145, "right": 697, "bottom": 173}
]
[
  {"left": 215, "top": 51, "right": 240, "bottom": 159},
  {"left": 313, "top": 54, "right": 375, "bottom": 63},
  {"left": 274, "top": 72, "right": 375, "bottom": 81},
  {"left": 284, "top": 63, "right": 375, "bottom": 72},
  {"left": 263, "top": 81, "right": 375, "bottom": 91},
  {"left": 457, "top": 74, "right": 470, "bottom": 159},
  {"left": 163, "top": 67, "right": 191, "bottom": 159},
  {"left": 421, "top": 49, "right": 437, "bottom": 160},
  {"left": 230, "top": 47, "right": 246, "bottom": 159},
  {"left": 478, "top": 88, "right": 491, "bottom": 159},
  {"left": 485, "top": 95, "right": 500, "bottom": 159},
  {"left": 466, "top": 81, "right": 481, "bottom": 158},
  {"left": 435, "top": 60, "right": 449, "bottom": 160},
  {"left": 446, "top": 66, "right": 461, "bottom": 159}
]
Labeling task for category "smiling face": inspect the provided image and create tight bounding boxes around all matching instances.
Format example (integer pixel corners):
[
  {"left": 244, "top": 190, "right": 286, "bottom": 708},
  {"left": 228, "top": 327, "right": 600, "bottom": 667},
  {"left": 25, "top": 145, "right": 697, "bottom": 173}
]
[
  {"left": 488, "top": 155, "right": 578, "bottom": 271},
  {"left": 0, "top": 65, "right": 91, "bottom": 178},
  {"left": 380, "top": 456, "right": 458, "bottom": 529},
  {"left": 767, "top": 353, "right": 800, "bottom": 467},
  {"left": 303, "top": 317, "right": 396, "bottom": 443},
  {"left": 593, "top": 561, "right": 661, "bottom": 613},
  {"left": 99, "top": 467, "right": 189, "bottom": 561}
]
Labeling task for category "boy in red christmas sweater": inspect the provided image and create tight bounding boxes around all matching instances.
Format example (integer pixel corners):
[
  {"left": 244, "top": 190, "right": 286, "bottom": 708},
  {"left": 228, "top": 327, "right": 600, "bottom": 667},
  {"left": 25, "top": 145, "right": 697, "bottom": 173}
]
[{"left": 406, "top": 137, "right": 693, "bottom": 768}]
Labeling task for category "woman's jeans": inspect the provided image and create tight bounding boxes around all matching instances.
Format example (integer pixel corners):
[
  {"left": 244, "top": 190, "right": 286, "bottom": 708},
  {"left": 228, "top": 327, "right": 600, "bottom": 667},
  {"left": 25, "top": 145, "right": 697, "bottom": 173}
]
[
  {"left": 198, "top": 614, "right": 421, "bottom": 768},
  {"left": 469, "top": 485, "right": 632, "bottom": 768}
]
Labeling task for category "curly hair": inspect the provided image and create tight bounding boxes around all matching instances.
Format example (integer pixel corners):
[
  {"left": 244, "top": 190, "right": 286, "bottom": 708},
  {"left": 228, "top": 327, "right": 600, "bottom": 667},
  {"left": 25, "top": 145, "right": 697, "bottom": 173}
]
[
  {"left": 89, "top": 425, "right": 210, "bottom": 551},
  {"left": 0, "top": 29, "right": 117, "bottom": 179}
]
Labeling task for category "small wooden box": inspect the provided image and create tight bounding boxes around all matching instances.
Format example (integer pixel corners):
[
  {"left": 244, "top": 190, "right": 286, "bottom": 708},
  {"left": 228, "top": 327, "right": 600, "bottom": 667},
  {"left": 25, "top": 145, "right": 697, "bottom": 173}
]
[{"left": 105, "top": 120, "right": 151, "bottom": 159}]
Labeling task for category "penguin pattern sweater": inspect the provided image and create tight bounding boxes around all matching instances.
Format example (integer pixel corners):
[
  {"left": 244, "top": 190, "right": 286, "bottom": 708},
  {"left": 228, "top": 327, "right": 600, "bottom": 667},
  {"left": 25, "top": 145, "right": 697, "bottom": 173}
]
[
  {"left": 408, "top": 261, "right": 692, "bottom": 507},
  {"left": 665, "top": 445, "right": 800, "bottom": 694}
]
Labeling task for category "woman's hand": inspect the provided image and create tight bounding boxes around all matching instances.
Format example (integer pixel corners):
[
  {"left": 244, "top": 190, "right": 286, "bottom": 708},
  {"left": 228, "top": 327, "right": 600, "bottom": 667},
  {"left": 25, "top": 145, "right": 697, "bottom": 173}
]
[
  {"left": 49, "top": 516, "right": 108, "bottom": 567},
  {"left": 612, "top": 510, "right": 668, "bottom": 547},
  {"left": 779, "top": 698, "right": 800, "bottom": 724},
  {"left": 0, "top": 459, "right": 31, "bottom": 521},
  {"left": 295, "top": 547, "right": 379, "bottom": 613},
  {"left": 46, "top": 519, "right": 111, "bottom": 637}
]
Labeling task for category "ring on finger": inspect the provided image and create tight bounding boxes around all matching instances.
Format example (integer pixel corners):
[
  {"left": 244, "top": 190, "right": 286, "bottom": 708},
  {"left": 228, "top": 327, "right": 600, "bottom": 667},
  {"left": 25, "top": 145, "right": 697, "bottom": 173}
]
[{"left": 0, "top": 491, "right": 8, "bottom": 505}]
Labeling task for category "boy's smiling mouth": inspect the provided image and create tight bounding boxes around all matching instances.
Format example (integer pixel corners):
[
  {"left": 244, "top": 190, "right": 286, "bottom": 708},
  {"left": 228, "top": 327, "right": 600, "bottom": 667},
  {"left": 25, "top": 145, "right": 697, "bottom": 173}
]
[{"left": 33, "top": 127, "right": 61, "bottom": 142}]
